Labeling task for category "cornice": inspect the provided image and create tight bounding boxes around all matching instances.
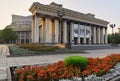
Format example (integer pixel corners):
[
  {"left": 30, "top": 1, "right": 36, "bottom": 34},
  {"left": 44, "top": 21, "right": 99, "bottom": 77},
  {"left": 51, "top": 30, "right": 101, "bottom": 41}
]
[{"left": 29, "top": 2, "right": 109, "bottom": 27}]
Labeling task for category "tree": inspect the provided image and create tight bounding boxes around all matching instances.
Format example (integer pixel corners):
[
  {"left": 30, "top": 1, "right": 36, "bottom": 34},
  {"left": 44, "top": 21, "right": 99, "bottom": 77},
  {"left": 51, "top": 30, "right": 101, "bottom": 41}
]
[
  {"left": 0, "top": 27, "right": 17, "bottom": 43},
  {"left": 108, "top": 33, "right": 120, "bottom": 44},
  {"left": 108, "top": 34, "right": 112, "bottom": 43}
]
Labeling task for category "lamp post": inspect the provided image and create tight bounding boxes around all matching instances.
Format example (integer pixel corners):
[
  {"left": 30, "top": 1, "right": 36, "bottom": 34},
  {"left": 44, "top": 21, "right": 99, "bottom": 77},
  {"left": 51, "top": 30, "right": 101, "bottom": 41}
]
[
  {"left": 57, "top": 5, "right": 65, "bottom": 43},
  {"left": 109, "top": 24, "right": 116, "bottom": 34},
  {"left": 109, "top": 24, "right": 116, "bottom": 44}
]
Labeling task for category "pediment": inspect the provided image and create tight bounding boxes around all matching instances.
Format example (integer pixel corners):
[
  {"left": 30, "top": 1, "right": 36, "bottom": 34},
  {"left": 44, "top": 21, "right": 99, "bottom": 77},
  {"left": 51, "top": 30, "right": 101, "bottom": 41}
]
[{"left": 49, "top": 2, "right": 63, "bottom": 8}]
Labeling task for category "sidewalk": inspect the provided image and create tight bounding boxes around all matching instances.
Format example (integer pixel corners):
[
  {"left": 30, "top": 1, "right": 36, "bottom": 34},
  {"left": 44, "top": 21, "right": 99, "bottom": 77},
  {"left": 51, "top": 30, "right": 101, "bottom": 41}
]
[
  {"left": 0, "top": 45, "right": 120, "bottom": 81},
  {"left": 7, "top": 48, "right": 120, "bottom": 67},
  {"left": 0, "top": 45, "right": 8, "bottom": 81}
]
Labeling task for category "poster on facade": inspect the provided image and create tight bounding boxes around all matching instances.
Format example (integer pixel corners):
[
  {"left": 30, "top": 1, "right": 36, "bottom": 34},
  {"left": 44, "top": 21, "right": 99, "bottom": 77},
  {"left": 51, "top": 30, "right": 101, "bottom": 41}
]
[
  {"left": 85, "top": 26, "right": 90, "bottom": 38},
  {"left": 80, "top": 25, "right": 85, "bottom": 38},
  {"left": 73, "top": 24, "right": 90, "bottom": 38},
  {"left": 73, "top": 24, "right": 78, "bottom": 37}
]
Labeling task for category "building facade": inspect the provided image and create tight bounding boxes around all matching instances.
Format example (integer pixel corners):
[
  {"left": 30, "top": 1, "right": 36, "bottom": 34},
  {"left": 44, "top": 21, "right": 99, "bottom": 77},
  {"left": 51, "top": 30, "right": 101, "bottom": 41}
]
[
  {"left": 8, "top": 15, "right": 32, "bottom": 43},
  {"left": 29, "top": 2, "right": 109, "bottom": 45}
]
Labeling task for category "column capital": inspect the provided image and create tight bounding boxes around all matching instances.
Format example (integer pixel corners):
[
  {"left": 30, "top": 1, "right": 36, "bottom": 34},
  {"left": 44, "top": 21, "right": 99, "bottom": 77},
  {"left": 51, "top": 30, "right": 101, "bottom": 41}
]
[
  {"left": 62, "top": 19, "right": 68, "bottom": 22},
  {"left": 54, "top": 17, "right": 59, "bottom": 20},
  {"left": 44, "top": 15, "right": 51, "bottom": 18},
  {"left": 33, "top": 13, "right": 40, "bottom": 17},
  {"left": 70, "top": 21, "right": 74, "bottom": 23}
]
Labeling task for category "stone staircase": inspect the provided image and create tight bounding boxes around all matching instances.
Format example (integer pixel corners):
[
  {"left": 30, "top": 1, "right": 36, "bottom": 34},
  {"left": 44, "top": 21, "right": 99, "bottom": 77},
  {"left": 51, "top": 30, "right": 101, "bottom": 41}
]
[{"left": 71, "top": 44, "right": 120, "bottom": 50}]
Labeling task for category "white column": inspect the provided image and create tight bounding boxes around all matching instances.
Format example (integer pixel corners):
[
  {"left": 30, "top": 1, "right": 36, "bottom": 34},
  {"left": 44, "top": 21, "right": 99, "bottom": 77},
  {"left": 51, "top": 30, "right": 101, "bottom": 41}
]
[
  {"left": 63, "top": 20, "right": 67, "bottom": 43},
  {"left": 89, "top": 26, "right": 92, "bottom": 44},
  {"left": 97, "top": 27, "right": 100, "bottom": 44},
  {"left": 45, "top": 17, "right": 51, "bottom": 43},
  {"left": 59, "top": 20, "right": 61, "bottom": 43},
  {"left": 55, "top": 19, "right": 59, "bottom": 43},
  {"left": 15, "top": 40, "right": 17, "bottom": 44},
  {"left": 40, "top": 18, "right": 44, "bottom": 43},
  {"left": 34, "top": 14, "right": 40, "bottom": 43},
  {"left": 105, "top": 28, "right": 108, "bottom": 44},
  {"left": 100, "top": 27, "right": 104, "bottom": 44},
  {"left": 29, "top": 32, "right": 31, "bottom": 43},
  {"left": 83, "top": 25, "right": 86, "bottom": 44},
  {"left": 19, "top": 32, "right": 22, "bottom": 43},
  {"left": 50, "top": 19, "right": 53, "bottom": 43},
  {"left": 31, "top": 16, "right": 34, "bottom": 43},
  {"left": 78, "top": 24, "right": 80, "bottom": 44},
  {"left": 42, "top": 18, "right": 45, "bottom": 43},
  {"left": 93, "top": 26, "right": 96, "bottom": 44},
  {"left": 70, "top": 22, "right": 74, "bottom": 44},
  {"left": 24, "top": 32, "right": 26, "bottom": 43}
]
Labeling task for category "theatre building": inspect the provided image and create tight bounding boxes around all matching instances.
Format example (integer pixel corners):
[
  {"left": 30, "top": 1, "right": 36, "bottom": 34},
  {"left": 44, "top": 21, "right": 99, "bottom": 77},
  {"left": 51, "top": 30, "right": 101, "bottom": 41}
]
[
  {"left": 29, "top": 2, "right": 109, "bottom": 45},
  {"left": 8, "top": 15, "right": 32, "bottom": 43}
]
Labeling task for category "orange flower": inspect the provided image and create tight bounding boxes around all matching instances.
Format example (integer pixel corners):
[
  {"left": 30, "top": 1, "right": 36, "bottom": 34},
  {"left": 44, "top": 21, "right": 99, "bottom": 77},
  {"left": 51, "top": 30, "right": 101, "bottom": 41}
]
[
  {"left": 82, "top": 70, "right": 91, "bottom": 75},
  {"left": 27, "top": 75, "right": 34, "bottom": 80},
  {"left": 49, "top": 67, "right": 55, "bottom": 72},
  {"left": 15, "top": 68, "right": 23, "bottom": 75},
  {"left": 51, "top": 73, "right": 57, "bottom": 77},
  {"left": 14, "top": 54, "right": 120, "bottom": 80},
  {"left": 38, "top": 72, "right": 44, "bottom": 77}
]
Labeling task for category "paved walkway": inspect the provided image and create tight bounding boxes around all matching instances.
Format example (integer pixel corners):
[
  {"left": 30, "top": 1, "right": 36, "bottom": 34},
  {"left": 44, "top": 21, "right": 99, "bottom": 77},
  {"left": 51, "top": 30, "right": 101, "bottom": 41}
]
[
  {"left": 7, "top": 48, "right": 120, "bottom": 67},
  {"left": 0, "top": 44, "right": 120, "bottom": 80},
  {"left": 0, "top": 45, "right": 8, "bottom": 81}
]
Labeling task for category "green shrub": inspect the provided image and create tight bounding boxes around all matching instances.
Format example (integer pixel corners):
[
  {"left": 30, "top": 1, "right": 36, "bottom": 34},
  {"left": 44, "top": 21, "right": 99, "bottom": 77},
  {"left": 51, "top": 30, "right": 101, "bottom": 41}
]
[{"left": 64, "top": 55, "right": 88, "bottom": 70}]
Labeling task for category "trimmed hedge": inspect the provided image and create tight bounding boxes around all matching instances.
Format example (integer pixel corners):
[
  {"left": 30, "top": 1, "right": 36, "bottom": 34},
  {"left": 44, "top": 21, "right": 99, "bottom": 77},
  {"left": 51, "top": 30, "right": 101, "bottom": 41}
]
[{"left": 64, "top": 55, "right": 88, "bottom": 70}]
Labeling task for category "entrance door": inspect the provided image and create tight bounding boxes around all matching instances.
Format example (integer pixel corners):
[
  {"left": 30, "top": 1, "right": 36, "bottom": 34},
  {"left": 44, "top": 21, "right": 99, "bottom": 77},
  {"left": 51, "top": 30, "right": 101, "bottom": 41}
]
[
  {"left": 80, "top": 38, "right": 84, "bottom": 44},
  {"left": 74, "top": 37, "right": 78, "bottom": 44}
]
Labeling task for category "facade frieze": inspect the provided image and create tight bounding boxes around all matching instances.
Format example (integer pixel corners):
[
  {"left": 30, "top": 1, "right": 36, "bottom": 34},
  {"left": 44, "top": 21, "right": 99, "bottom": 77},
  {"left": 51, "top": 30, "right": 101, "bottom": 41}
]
[{"left": 29, "top": 2, "right": 109, "bottom": 27}]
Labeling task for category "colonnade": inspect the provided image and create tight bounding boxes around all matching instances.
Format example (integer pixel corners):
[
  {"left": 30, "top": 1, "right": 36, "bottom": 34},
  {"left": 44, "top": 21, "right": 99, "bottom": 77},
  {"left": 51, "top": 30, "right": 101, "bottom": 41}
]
[{"left": 32, "top": 14, "right": 108, "bottom": 44}]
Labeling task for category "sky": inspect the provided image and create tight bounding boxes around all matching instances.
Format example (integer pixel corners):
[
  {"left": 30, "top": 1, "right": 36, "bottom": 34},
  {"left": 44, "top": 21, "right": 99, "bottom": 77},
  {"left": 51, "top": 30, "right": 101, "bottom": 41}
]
[{"left": 0, "top": 0, "right": 120, "bottom": 33}]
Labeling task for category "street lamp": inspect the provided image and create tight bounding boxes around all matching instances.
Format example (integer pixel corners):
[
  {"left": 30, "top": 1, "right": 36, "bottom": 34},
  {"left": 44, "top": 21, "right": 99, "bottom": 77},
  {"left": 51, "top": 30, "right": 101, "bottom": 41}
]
[
  {"left": 109, "top": 24, "right": 116, "bottom": 44},
  {"left": 109, "top": 24, "right": 116, "bottom": 34}
]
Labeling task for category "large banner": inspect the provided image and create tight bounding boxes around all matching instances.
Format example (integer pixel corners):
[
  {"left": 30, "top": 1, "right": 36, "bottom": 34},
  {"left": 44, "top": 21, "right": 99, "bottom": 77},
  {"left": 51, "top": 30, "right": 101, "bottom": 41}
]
[
  {"left": 73, "top": 24, "right": 90, "bottom": 38},
  {"left": 85, "top": 26, "right": 90, "bottom": 38},
  {"left": 80, "top": 25, "right": 85, "bottom": 38},
  {"left": 73, "top": 24, "right": 78, "bottom": 37}
]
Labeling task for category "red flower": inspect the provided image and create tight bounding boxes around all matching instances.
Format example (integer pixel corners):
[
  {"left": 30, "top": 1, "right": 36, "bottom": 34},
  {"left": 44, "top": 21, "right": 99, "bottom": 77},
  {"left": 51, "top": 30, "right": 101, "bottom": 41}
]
[
  {"left": 26, "top": 75, "right": 34, "bottom": 80},
  {"left": 15, "top": 68, "right": 23, "bottom": 75}
]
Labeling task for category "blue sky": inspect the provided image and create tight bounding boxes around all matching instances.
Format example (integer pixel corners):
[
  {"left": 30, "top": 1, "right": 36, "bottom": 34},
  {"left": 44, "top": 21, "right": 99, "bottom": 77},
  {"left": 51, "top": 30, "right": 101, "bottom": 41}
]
[{"left": 0, "top": 0, "right": 120, "bottom": 33}]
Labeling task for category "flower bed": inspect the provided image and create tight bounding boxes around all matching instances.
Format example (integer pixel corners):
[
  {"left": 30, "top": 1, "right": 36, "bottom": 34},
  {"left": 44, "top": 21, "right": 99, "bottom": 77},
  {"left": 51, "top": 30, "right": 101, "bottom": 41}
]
[
  {"left": 16, "top": 44, "right": 59, "bottom": 51},
  {"left": 9, "top": 44, "right": 85, "bottom": 56},
  {"left": 13, "top": 54, "right": 120, "bottom": 81}
]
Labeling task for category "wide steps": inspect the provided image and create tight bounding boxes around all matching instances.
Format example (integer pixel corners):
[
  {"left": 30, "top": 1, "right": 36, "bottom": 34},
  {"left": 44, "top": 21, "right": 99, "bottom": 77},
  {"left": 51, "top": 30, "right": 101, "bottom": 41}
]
[{"left": 70, "top": 44, "right": 120, "bottom": 50}]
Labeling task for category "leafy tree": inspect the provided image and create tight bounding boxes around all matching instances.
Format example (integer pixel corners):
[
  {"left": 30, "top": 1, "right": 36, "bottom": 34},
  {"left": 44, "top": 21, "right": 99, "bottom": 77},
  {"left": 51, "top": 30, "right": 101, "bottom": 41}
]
[
  {"left": 108, "top": 34, "right": 112, "bottom": 43},
  {"left": 108, "top": 33, "right": 120, "bottom": 44},
  {"left": 0, "top": 27, "right": 17, "bottom": 43}
]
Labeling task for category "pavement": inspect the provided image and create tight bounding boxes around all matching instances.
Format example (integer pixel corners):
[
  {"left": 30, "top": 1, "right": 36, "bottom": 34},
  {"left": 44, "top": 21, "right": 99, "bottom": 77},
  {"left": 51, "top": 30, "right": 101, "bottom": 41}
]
[
  {"left": 0, "top": 45, "right": 8, "bottom": 81},
  {"left": 0, "top": 44, "right": 120, "bottom": 81}
]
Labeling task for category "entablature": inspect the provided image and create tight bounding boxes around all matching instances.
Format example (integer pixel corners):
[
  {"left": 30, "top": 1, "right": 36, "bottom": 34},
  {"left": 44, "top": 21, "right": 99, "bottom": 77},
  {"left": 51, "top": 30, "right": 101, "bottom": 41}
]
[{"left": 29, "top": 2, "right": 109, "bottom": 27}]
